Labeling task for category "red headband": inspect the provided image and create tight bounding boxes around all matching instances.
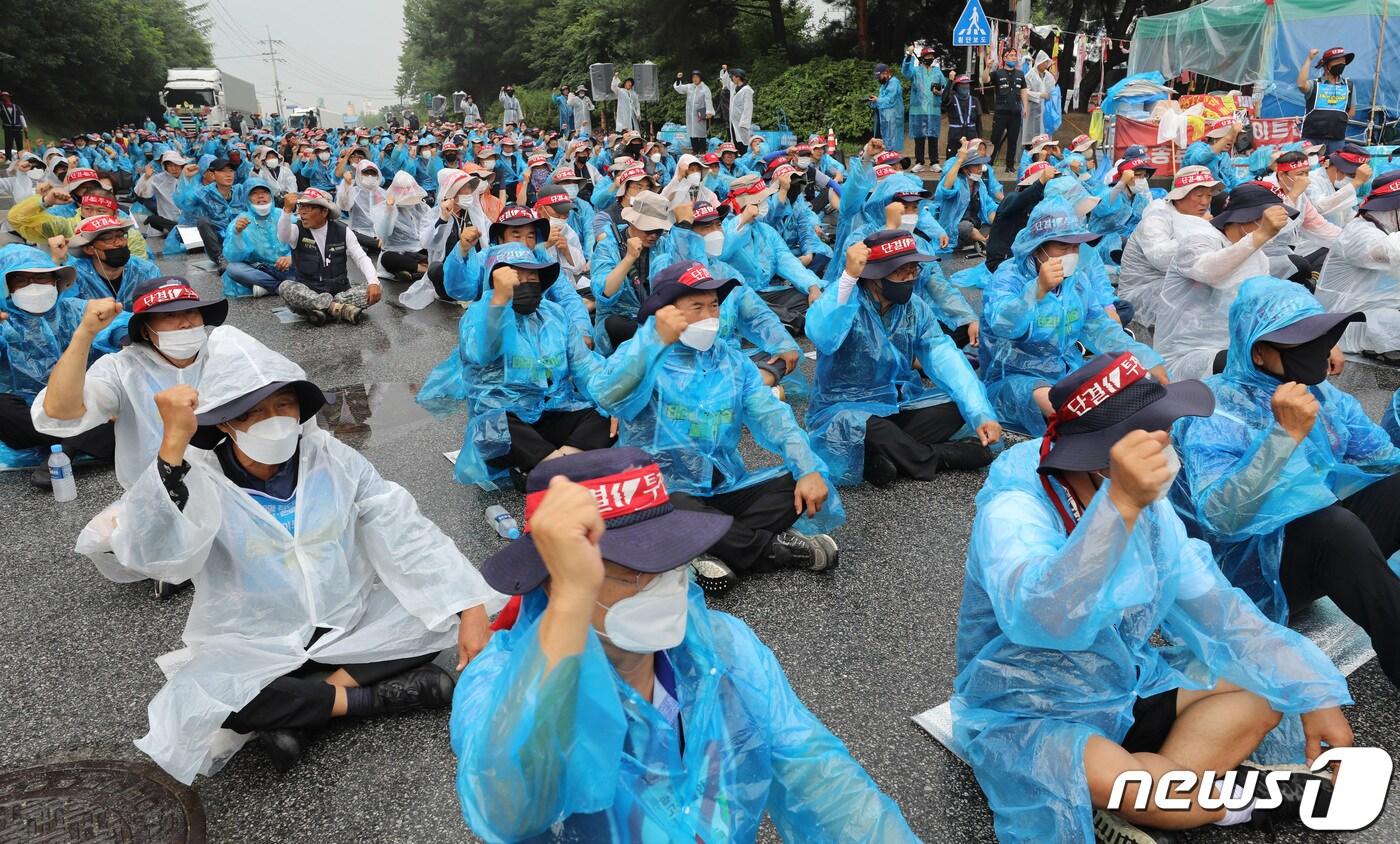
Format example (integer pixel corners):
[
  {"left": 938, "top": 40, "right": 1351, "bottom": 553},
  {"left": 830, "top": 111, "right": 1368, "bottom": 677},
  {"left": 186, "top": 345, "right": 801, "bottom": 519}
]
[
  {"left": 81, "top": 194, "right": 118, "bottom": 213},
  {"left": 498, "top": 205, "right": 537, "bottom": 223},
  {"left": 868, "top": 235, "right": 917, "bottom": 261},
  {"left": 679, "top": 264, "right": 713, "bottom": 287},
  {"left": 522, "top": 464, "right": 670, "bottom": 531},
  {"left": 1174, "top": 169, "right": 1218, "bottom": 189},
  {"left": 728, "top": 180, "right": 768, "bottom": 198},
  {"left": 534, "top": 193, "right": 572, "bottom": 211},
  {"left": 134, "top": 283, "right": 200, "bottom": 314},
  {"left": 1275, "top": 158, "right": 1310, "bottom": 174}
]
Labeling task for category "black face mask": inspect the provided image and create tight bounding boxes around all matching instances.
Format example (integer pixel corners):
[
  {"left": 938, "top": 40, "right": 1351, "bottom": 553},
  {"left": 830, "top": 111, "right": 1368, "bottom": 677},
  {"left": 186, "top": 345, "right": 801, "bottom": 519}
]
[
  {"left": 881, "top": 277, "right": 915, "bottom": 304},
  {"left": 955, "top": 84, "right": 971, "bottom": 95},
  {"left": 443, "top": 153, "right": 459, "bottom": 164},
  {"left": 1328, "top": 64, "right": 1346, "bottom": 77},
  {"left": 98, "top": 245, "right": 131, "bottom": 269},
  {"left": 511, "top": 281, "right": 543, "bottom": 315},
  {"left": 1259, "top": 334, "right": 1333, "bottom": 386},
  {"left": 786, "top": 178, "right": 805, "bottom": 202}
]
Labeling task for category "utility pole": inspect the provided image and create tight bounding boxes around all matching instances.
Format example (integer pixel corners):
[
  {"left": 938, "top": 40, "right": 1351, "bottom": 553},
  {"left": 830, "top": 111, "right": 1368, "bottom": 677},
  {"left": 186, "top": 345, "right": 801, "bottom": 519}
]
[{"left": 260, "top": 25, "right": 286, "bottom": 117}]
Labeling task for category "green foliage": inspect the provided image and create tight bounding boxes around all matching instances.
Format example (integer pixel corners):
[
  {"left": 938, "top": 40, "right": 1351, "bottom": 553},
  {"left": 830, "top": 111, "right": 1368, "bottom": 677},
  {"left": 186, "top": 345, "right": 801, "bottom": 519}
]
[
  {"left": 0, "top": 0, "right": 213, "bottom": 132},
  {"left": 752, "top": 57, "right": 883, "bottom": 142}
]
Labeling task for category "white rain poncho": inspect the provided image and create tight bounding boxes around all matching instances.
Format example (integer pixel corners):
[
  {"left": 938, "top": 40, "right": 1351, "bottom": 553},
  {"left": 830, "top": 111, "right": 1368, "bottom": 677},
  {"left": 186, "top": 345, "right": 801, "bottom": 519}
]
[
  {"left": 659, "top": 154, "right": 719, "bottom": 210},
  {"left": 98, "top": 329, "right": 504, "bottom": 783},
  {"left": 1315, "top": 216, "right": 1400, "bottom": 353},
  {"left": 1116, "top": 198, "right": 1190, "bottom": 327},
  {"left": 1154, "top": 213, "right": 1274, "bottom": 379},
  {"left": 373, "top": 171, "right": 433, "bottom": 253},
  {"left": 1307, "top": 167, "right": 1359, "bottom": 228},
  {"left": 336, "top": 160, "right": 387, "bottom": 239}
]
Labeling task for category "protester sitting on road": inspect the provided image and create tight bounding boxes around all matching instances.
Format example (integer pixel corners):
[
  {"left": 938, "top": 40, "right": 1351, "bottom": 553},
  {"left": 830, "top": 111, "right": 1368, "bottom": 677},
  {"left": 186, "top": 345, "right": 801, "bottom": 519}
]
[
  {"left": 1173, "top": 276, "right": 1400, "bottom": 687},
  {"left": 134, "top": 151, "right": 193, "bottom": 237},
  {"left": 274, "top": 188, "right": 381, "bottom": 325},
  {"left": 451, "top": 448, "right": 919, "bottom": 843},
  {"left": 597, "top": 261, "right": 840, "bottom": 592},
  {"left": 1183, "top": 117, "right": 1244, "bottom": 194},
  {"left": 8, "top": 186, "right": 152, "bottom": 259},
  {"left": 984, "top": 160, "right": 1057, "bottom": 273},
  {"left": 979, "top": 199, "right": 1165, "bottom": 437},
  {"left": 0, "top": 245, "right": 122, "bottom": 484},
  {"left": 935, "top": 138, "right": 996, "bottom": 254},
  {"left": 956, "top": 351, "right": 1352, "bottom": 843},
  {"left": 762, "top": 161, "right": 834, "bottom": 277},
  {"left": 337, "top": 159, "right": 387, "bottom": 256},
  {"left": 220, "top": 179, "right": 292, "bottom": 296},
  {"left": 806, "top": 231, "right": 1001, "bottom": 488},
  {"left": 1087, "top": 157, "right": 1154, "bottom": 261},
  {"left": 452, "top": 244, "right": 617, "bottom": 491},
  {"left": 1117, "top": 165, "right": 1223, "bottom": 328},
  {"left": 1308, "top": 144, "right": 1371, "bottom": 228},
  {"left": 1155, "top": 183, "right": 1295, "bottom": 379},
  {"left": 253, "top": 146, "right": 298, "bottom": 197},
  {"left": 714, "top": 173, "right": 824, "bottom": 336},
  {"left": 372, "top": 171, "right": 434, "bottom": 283},
  {"left": 1258, "top": 151, "right": 1344, "bottom": 286},
  {"left": 66, "top": 215, "right": 163, "bottom": 305},
  {"left": 592, "top": 191, "right": 683, "bottom": 351},
  {"left": 533, "top": 187, "right": 590, "bottom": 290},
  {"left": 107, "top": 330, "right": 503, "bottom": 781},
  {"left": 180, "top": 157, "right": 251, "bottom": 271},
  {"left": 1315, "top": 170, "right": 1400, "bottom": 362}
]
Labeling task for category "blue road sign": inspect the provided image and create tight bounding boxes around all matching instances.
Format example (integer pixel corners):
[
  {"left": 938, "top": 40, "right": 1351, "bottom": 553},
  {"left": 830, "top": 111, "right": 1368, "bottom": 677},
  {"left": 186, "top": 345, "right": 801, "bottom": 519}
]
[{"left": 953, "top": 0, "right": 992, "bottom": 47}]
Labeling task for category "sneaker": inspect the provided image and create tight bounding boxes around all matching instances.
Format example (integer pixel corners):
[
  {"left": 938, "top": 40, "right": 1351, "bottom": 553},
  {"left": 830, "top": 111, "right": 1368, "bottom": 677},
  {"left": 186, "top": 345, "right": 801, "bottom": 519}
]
[
  {"left": 394, "top": 270, "right": 415, "bottom": 284},
  {"left": 257, "top": 728, "right": 306, "bottom": 773},
  {"left": 770, "top": 529, "right": 837, "bottom": 572},
  {"left": 1237, "top": 763, "right": 1332, "bottom": 835},
  {"left": 29, "top": 466, "right": 51, "bottom": 491},
  {"left": 1092, "top": 810, "right": 1182, "bottom": 844},
  {"left": 251, "top": 285, "right": 270, "bottom": 298},
  {"left": 690, "top": 554, "right": 738, "bottom": 594},
  {"left": 372, "top": 663, "right": 455, "bottom": 714},
  {"left": 153, "top": 579, "right": 192, "bottom": 599},
  {"left": 301, "top": 308, "right": 327, "bottom": 326},
  {"left": 863, "top": 453, "right": 898, "bottom": 488},
  {"left": 808, "top": 533, "right": 840, "bottom": 572}
]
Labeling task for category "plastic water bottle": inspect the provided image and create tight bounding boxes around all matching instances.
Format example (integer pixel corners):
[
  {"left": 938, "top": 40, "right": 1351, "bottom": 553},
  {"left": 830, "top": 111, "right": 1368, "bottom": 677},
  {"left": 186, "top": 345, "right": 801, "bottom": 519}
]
[
  {"left": 48, "top": 445, "right": 77, "bottom": 503},
  {"left": 485, "top": 505, "right": 521, "bottom": 539}
]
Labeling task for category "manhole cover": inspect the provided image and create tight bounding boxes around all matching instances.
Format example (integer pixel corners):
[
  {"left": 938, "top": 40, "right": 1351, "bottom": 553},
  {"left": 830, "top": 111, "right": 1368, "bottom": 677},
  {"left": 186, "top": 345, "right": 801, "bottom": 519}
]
[{"left": 0, "top": 760, "right": 206, "bottom": 844}]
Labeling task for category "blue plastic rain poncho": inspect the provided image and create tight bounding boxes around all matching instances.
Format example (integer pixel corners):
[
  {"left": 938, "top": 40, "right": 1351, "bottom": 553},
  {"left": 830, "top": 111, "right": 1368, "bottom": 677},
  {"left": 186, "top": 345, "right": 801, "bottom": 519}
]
[
  {"left": 442, "top": 243, "right": 591, "bottom": 336},
  {"left": 766, "top": 192, "right": 833, "bottom": 263},
  {"left": 1172, "top": 276, "right": 1400, "bottom": 623},
  {"left": 953, "top": 440, "right": 1352, "bottom": 844},
  {"left": 1386, "top": 387, "right": 1400, "bottom": 445},
  {"left": 805, "top": 270, "right": 996, "bottom": 485},
  {"left": 870, "top": 73, "right": 904, "bottom": 152},
  {"left": 597, "top": 317, "right": 843, "bottom": 533},
  {"left": 184, "top": 180, "right": 252, "bottom": 233},
  {"left": 292, "top": 154, "right": 337, "bottom": 191},
  {"left": 1184, "top": 139, "right": 1239, "bottom": 191},
  {"left": 0, "top": 246, "right": 124, "bottom": 404},
  {"left": 221, "top": 185, "right": 290, "bottom": 298},
  {"left": 901, "top": 54, "right": 945, "bottom": 140},
  {"left": 590, "top": 227, "right": 684, "bottom": 353},
  {"left": 67, "top": 251, "right": 163, "bottom": 306},
  {"left": 451, "top": 583, "right": 918, "bottom": 843},
  {"left": 979, "top": 200, "right": 1163, "bottom": 435},
  {"left": 716, "top": 214, "right": 822, "bottom": 297},
  {"left": 841, "top": 175, "right": 975, "bottom": 332},
  {"left": 933, "top": 167, "right": 996, "bottom": 248},
  {"left": 95, "top": 329, "right": 504, "bottom": 784},
  {"left": 667, "top": 228, "right": 801, "bottom": 361},
  {"left": 1088, "top": 179, "right": 1151, "bottom": 255}
]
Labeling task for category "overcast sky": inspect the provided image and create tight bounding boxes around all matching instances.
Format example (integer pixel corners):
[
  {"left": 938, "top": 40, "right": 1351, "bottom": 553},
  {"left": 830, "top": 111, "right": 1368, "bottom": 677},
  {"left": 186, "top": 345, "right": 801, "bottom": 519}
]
[{"left": 203, "top": 0, "right": 404, "bottom": 115}]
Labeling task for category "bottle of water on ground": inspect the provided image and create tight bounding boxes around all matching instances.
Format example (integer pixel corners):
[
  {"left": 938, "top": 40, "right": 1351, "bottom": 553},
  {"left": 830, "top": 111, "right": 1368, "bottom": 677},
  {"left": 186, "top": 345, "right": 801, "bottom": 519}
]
[
  {"left": 485, "top": 505, "right": 521, "bottom": 539},
  {"left": 49, "top": 445, "right": 77, "bottom": 503}
]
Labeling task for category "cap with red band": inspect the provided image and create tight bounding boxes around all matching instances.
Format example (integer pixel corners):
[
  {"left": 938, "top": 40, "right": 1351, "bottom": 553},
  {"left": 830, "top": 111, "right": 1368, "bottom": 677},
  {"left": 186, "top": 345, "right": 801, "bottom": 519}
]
[
  {"left": 134, "top": 283, "right": 201, "bottom": 314},
  {"left": 497, "top": 205, "right": 537, "bottom": 224},
  {"left": 1371, "top": 176, "right": 1400, "bottom": 198},
  {"left": 770, "top": 164, "right": 798, "bottom": 181},
  {"left": 729, "top": 180, "right": 768, "bottom": 198},
  {"left": 522, "top": 464, "right": 671, "bottom": 532},
  {"left": 869, "top": 234, "right": 917, "bottom": 261},
  {"left": 65, "top": 168, "right": 100, "bottom": 186},
  {"left": 80, "top": 194, "right": 118, "bottom": 213},
  {"left": 1174, "top": 168, "right": 1218, "bottom": 188},
  {"left": 875, "top": 150, "right": 902, "bottom": 165},
  {"left": 1020, "top": 161, "right": 1054, "bottom": 184},
  {"left": 534, "top": 192, "right": 572, "bottom": 211},
  {"left": 618, "top": 166, "right": 650, "bottom": 184},
  {"left": 873, "top": 164, "right": 896, "bottom": 178}
]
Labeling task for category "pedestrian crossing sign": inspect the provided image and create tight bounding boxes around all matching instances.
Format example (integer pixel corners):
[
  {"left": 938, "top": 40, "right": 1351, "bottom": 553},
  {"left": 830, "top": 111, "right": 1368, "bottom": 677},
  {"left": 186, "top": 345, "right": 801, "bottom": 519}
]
[{"left": 953, "top": 0, "right": 992, "bottom": 46}]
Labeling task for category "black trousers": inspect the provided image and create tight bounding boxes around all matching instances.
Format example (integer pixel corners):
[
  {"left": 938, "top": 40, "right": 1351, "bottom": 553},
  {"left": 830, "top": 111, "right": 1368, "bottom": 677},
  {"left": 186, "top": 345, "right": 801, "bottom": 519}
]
[
  {"left": 670, "top": 473, "right": 800, "bottom": 574},
  {"left": 947, "top": 125, "right": 978, "bottom": 159},
  {"left": 913, "top": 136, "right": 934, "bottom": 166},
  {"left": 0, "top": 393, "right": 115, "bottom": 461},
  {"left": 759, "top": 287, "right": 810, "bottom": 336},
  {"left": 195, "top": 218, "right": 225, "bottom": 263},
  {"left": 604, "top": 315, "right": 640, "bottom": 348},
  {"left": 427, "top": 261, "right": 447, "bottom": 299},
  {"left": 486, "top": 409, "right": 615, "bottom": 472},
  {"left": 691, "top": 137, "right": 708, "bottom": 154},
  {"left": 1281, "top": 472, "right": 1400, "bottom": 687},
  {"left": 353, "top": 230, "right": 382, "bottom": 257},
  {"left": 222, "top": 650, "right": 437, "bottom": 733},
  {"left": 2, "top": 127, "right": 21, "bottom": 160},
  {"left": 863, "top": 403, "right": 991, "bottom": 480},
  {"left": 145, "top": 213, "right": 177, "bottom": 235},
  {"left": 988, "top": 111, "right": 1022, "bottom": 172},
  {"left": 380, "top": 249, "right": 426, "bottom": 275}
]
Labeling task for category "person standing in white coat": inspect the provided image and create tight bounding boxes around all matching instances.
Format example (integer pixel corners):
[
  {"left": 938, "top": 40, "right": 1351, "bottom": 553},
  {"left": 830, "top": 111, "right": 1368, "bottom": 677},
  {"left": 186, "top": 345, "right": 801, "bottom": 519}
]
[
  {"left": 462, "top": 94, "right": 481, "bottom": 125},
  {"left": 721, "top": 65, "right": 755, "bottom": 146},
  {"left": 1317, "top": 170, "right": 1400, "bottom": 362},
  {"left": 499, "top": 85, "right": 525, "bottom": 128},
  {"left": 105, "top": 330, "right": 504, "bottom": 782},
  {"left": 1117, "top": 166, "right": 1222, "bottom": 328},
  {"left": 567, "top": 86, "right": 594, "bottom": 137},
  {"left": 1020, "top": 51, "right": 1056, "bottom": 148},
  {"left": 675, "top": 69, "right": 716, "bottom": 154},
  {"left": 612, "top": 74, "right": 641, "bottom": 134},
  {"left": 1155, "top": 183, "right": 1293, "bottom": 379}
]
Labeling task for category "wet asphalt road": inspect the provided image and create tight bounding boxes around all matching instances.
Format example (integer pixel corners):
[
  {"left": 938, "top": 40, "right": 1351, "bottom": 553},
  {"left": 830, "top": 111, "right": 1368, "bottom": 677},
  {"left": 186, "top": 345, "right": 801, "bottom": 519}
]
[{"left": 1, "top": 237, "right": 1399, "bottom": 844}]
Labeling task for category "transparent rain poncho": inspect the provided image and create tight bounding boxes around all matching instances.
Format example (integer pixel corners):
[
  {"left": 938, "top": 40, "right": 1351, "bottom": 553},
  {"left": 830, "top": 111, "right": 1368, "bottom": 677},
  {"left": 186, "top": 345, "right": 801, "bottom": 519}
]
[
  {"left": 67, "top": 251, "right": 164, "bottom": 306},
  {"left": 1386, "top": 386, "right": 1400, "bottom": 446},
  {"left": 94, "top": 328, "right": 503, "bottom": 783},
  {"left": 451, "top": 584, "right": 918, "bottom": 843},
  {"left": 805, "top": 268, "right": 995, "bottom": 486},
  {"left": 978, "top": 200, "right": 1163, "bottom": 435},
  {"left": 595, "top": 316, "right": 843, "bottom": 533},
  {"left": 955, "top": 440, "right": 1351, "bottom": 843},
  {"left": 1171, "top": 276, "right": 1400, "bottom": 622},
  {"left": 1314, "top": 216, "right": 1400, "bottom": 354}
]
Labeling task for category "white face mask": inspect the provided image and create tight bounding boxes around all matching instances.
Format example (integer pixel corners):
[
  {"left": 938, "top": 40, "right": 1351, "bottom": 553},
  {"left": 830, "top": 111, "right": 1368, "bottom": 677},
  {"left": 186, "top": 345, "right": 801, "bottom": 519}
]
[
  {"left": 265, "top": 157, "right": 280, "bottom": 168},
  {"left": 474, "top": 180, "right": 491, "bottom": 195},
  {"left": 703, "top": 230, "right": 725, "bottom": 257},
  {"left": 679, "top": 316, "right": 720, "bottom": 351},
  {"left": 231, "top": 415, "right": 301, "bottom": 465},
  {"left": 1131, "top": 180, "right": 1150, "bottom": 196},
  {"left": 153, "top": 325, "right": 207, "bottom": 359},
  {"left": 1308, "top": 154, "right": 1320, "bottom": 168},
  {"left": 1334, "top": 176, "right": 1350, "bottom": 189},
  {"left": 898, "top": 212, "right": 919, "bottom": 232},
  {"left": 359, "top": 174, "right": 380, "bottom": 189},
  {"left": 968, "top": 172, "right": 983, "bottom": 182},
  {"left": 796, "top": 156, "right": 811, "bottom": 169},
  {"left": 754, "top": 201, "right": 770, "bottom": 218},
  {"left": 420, "top": 149, "right": 433, "bottom": 159},
  {"left": 317, "top": 152, "right": 331, "bottom": 162},
  {"left": 1057, "top": 251, "right": 1079, "bottom": 277},
  {"left": 9, "top": 283, "right": 57, "bottom": 314},
  {"left": 480, "top": 158, "right": 496, "bottom": 170},
  {"left": 251, "top": 202, "right": 273, "bottom": 217},
  {"left": 26, "top": 168, "right": 43, "bottom": 182},
  {"left": 685, "top": 172, "right": 701, "bottom": 186},
  {"left": 561, "top": 183, "right": 579, "bottom": 198},
  {"left": 649, "top": 153, "right": 662, "bottom": 163},
  {"left": 596, "top": 567, "right": 690, "bottom": 653}
]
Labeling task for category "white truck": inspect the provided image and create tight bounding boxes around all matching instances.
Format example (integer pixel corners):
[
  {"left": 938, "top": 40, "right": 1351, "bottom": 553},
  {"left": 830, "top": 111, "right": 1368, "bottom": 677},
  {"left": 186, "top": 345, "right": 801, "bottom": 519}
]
[
  {"left": 160, "top": 68, "right": 258, "bottom": 131},
  {"left": 287, "top": 107, "right": 345, "bottom": 131}
]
